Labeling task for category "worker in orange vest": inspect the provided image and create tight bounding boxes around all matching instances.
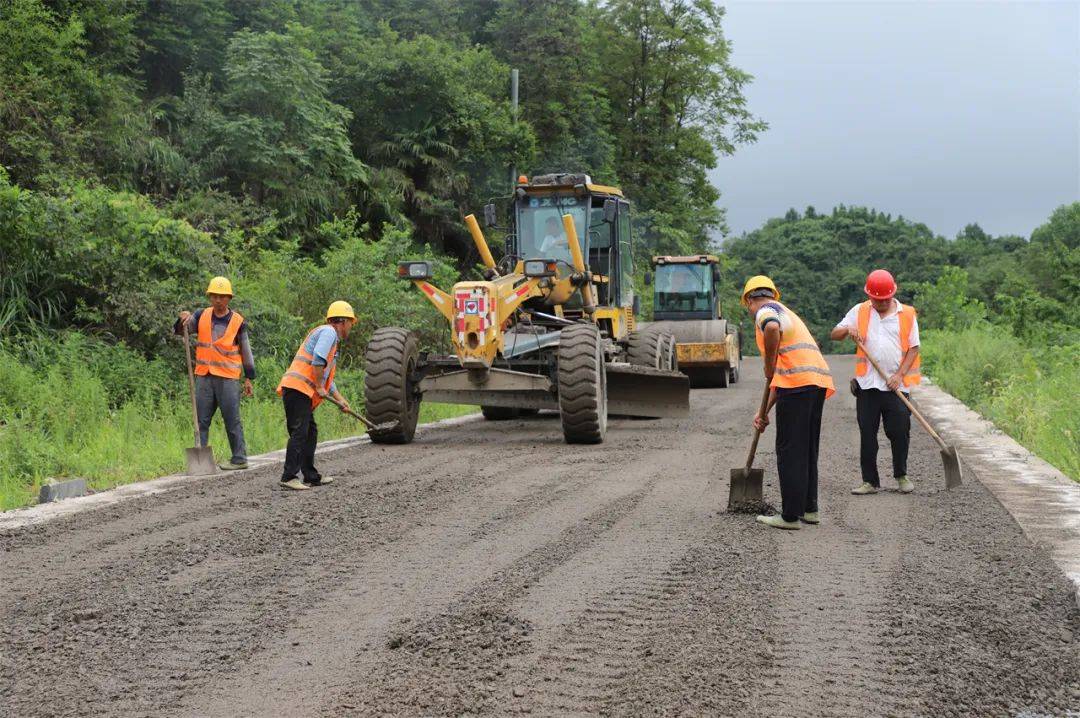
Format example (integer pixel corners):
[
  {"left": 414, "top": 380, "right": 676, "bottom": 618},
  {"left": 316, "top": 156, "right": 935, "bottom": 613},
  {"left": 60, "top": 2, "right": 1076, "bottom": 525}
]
[
  {"left": 275, "top": 301, "right": 357, "bottom": 491},
  {"left": 176, "top": 276, "right": 255, "bottom": 470},
  {"left": 831, "top": 269, "right": 921, "bottom": 495},
  {"left": 743, "top": 276, "right": 836, "bottom": 530}
]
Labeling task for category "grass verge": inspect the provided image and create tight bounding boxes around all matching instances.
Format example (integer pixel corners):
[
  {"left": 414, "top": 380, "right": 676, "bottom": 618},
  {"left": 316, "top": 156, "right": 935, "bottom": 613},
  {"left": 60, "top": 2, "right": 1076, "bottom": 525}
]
[
  {"left": 921, "top": 327, "right": 1079, "bottom": 481},
  {"left": 0, "top": 334, "right": 475, "bottom": 510}
]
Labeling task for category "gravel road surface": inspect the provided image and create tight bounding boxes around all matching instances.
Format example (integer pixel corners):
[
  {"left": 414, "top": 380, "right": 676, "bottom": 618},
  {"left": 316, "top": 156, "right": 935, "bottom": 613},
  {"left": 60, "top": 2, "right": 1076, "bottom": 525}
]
[{"left": 2, "top": 356, "right": 1078, "bottom": 717}]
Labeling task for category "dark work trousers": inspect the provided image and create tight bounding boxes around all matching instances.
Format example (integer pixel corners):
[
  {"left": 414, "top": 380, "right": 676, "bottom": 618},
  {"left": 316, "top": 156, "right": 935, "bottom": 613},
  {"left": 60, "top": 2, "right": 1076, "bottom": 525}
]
[
  {"left": 775, "top": 387, "right": 827, "bottom": 522},
  {"left": 856, "top": 388, "right": 911, "bottom": 486},
  {"left": 195, "top": 374, "right": 247, "bottom": 463},
  {"left": 281, "top": 387, "right": 321, "bottom": 483}
]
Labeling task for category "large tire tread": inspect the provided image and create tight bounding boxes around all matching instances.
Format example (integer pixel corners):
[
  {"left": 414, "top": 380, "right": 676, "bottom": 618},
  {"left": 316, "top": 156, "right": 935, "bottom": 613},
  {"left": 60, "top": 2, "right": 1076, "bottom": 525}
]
[
  {"left": 364, "top": 327, "right": 421, "bottom": 444},
  {"left": 558, "top": 324, "right": 607, "bottom": 443},
  {"left": 626, "top": 328, "right": 664, "bottom": 368}
]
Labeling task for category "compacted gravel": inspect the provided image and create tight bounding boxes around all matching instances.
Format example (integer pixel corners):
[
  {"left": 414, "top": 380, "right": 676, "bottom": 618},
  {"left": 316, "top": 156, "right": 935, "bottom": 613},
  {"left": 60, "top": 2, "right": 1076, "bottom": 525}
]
[{"left": 2, "top": 356, "right": 1078, "bottom": 717}]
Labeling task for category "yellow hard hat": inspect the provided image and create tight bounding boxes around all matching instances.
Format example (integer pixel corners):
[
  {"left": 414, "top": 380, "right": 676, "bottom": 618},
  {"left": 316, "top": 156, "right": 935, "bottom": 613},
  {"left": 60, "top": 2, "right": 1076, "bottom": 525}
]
[
  {"left": 326, "top": 300, "right": 356, "bottom": 322},
  {"left": 206, "top": 276, "right": 234, "bottom": 296},
  {"left": 740, "top": 275, "right": 780, "bottom": 306}
]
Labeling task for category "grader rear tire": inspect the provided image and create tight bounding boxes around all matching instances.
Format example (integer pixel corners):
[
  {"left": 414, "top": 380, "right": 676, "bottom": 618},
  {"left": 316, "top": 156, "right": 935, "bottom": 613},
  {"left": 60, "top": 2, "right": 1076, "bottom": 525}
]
[
  {"left": 364, "top": 327, "right": 421, "bottom": 444},
  {"left": 558, "top": 324, "right": 607, "bottom": 444},
  {"left": 661, "top": 333, "right": 677, "bottom": 371},
  {"left": 626, "top": 328, "right": 664, "bottom": 368}
]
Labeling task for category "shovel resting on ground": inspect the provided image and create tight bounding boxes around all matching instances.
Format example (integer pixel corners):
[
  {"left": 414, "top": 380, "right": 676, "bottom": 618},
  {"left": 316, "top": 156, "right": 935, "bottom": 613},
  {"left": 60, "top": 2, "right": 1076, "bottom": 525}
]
[
  {"left": 728, "top": 381, "right": 772, "bottom": 510},
  {"left": 181, "top": 322, "right": 218, "bottom": 476},
  {"left": 854, "top": 339, "right": 963, "bottom": 489}
]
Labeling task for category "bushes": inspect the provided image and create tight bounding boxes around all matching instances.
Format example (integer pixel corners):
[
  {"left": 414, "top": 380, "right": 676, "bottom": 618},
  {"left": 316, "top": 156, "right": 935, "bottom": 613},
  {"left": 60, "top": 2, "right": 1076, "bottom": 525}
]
[{"left": 921, "top": 327, "right": 1079, "bottom": 481}]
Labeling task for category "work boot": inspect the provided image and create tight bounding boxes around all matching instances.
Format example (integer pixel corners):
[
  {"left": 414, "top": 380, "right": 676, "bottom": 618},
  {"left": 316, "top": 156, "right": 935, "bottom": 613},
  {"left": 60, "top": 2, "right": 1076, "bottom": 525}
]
[
  {"left": 280, "top": 478, "right": 310, "bottom": 491},
  {"left": 897, "top": 477, "right": 914, "bottom": 494},
  {"left": 303, "top": 476, "right": 335, "bottom": 487},
  {"left": 800, "top": 512, "right": 820, "bottom": 525},
  {"left": 851, "top": 482, "right": 878, "bottom": 495},
  {"left": 755, "top": 514, "right": 801, "bottom": 530},
  {"left": 219, "top": 461, "right": 248, "bottom": 471}
]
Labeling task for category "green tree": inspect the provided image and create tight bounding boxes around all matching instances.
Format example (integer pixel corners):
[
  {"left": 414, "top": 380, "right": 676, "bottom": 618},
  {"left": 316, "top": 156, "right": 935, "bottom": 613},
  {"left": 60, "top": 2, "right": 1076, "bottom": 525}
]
[
  {"left": 325, "top": 27, "right": 535, "bottom": 256},
  {"left": 486, "top": 0, "right": 616, "bottom": 179},
  {"left": 596, "top": 0, "right": 766, "bottom": 260},
  {"left": 179, "top": 27, "right": 367, "bottom": 240}
]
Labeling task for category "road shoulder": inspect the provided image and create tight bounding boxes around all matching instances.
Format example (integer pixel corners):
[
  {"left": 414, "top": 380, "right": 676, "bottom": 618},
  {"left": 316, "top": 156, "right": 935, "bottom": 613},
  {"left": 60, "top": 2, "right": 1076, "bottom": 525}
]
[{"left": 913, "top": 381, "right": 1080, "bottom": 607}]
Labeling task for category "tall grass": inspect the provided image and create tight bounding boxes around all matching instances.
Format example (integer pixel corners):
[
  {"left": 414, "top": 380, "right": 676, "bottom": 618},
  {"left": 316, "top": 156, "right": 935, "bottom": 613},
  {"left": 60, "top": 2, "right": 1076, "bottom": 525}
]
[
  {"left": 0, "top": 333, "right": 472, "bottom": 510},
  {"left": 921, "top": 327, "right": 1079, "bottom": 481}
]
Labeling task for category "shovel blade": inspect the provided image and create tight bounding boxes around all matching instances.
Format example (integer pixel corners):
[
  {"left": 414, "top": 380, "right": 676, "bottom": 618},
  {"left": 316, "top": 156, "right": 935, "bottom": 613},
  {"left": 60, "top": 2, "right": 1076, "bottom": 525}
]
[
  {"left": 185, "top": 446, "right": 219, "bottom": 476},
  {"left": 728, "top": 466, "right": 764, "bottom": 510},
  {"left": 941, "top": 446, "right": 963, "bottom": 489}
]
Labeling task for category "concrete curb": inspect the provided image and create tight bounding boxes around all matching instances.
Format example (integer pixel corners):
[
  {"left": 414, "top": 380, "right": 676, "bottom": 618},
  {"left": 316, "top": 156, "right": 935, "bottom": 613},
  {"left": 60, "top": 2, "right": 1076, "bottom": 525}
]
[
  {"left": 913, "top": 381, "right": 1080, "bottom": 607},
  {"left": 0, "top": 413, "right": 481, "bottom": 531}
]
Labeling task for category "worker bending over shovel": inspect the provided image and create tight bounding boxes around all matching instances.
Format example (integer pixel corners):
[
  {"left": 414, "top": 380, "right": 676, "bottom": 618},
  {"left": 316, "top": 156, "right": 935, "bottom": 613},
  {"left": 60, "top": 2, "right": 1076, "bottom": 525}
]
[
  {"left": 276, "top": 301, "right": 358, "bottom": 491},
  {"left": 176, "top": 276, "right": 255, "bottom": 471},
  {"left": 830, "top": 269, "right": 921, "bottom": 495},
  {"left": 743, "top": 276, "right": 835, "bottom": 530}
]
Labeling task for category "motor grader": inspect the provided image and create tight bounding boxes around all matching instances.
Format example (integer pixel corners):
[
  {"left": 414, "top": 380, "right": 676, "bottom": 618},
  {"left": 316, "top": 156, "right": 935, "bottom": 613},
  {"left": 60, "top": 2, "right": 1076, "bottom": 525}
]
[
  {"left": 363, "top": 173, "right": 689, "bottom": 444},
  {"left": 643, "top": 255, "right": 741, "bottom": 388}
]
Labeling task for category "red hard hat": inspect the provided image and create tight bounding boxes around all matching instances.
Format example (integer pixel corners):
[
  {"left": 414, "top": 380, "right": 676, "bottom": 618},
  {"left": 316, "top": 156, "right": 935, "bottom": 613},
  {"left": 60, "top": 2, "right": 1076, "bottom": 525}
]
[{"left": 864, "top": 269, "right": 896, "bottom": 300}]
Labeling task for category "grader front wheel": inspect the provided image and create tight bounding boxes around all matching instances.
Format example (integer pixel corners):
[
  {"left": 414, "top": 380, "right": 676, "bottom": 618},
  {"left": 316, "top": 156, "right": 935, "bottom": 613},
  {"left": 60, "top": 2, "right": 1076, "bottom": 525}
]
[
  {"left": 364, "top": 327, "right": 421, "bottom": 444},
  {"left": 558, "top": 324, "right": 607, "bottom": 444}
]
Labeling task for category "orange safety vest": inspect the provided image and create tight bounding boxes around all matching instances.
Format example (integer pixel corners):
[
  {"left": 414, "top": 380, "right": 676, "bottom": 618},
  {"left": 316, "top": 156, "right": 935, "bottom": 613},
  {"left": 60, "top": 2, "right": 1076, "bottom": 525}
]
[
  {"left": 754, "top": 302, "right": 835, "bottom": 398},
  {"left": 854, "top": 301, "right": 921, "bottom": 387},
  {"left": 194, "top": 308, "right": 244, "bottom": 380},
  {"left": 276, "top": 326, "right": 338, "bottom": 408}
]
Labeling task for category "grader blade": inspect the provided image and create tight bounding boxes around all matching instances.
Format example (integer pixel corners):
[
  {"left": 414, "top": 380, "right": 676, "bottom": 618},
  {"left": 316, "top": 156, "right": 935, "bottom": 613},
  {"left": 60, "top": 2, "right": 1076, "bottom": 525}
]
[{"left": 606, "top": 364, "right": 690, "bottom": 418}]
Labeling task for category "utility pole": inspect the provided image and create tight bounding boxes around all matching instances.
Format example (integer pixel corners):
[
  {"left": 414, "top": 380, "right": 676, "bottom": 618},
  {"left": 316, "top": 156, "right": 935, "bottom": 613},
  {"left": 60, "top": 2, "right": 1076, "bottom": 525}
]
[{"left": 510, "top": 68, "right": 519, "bottom": 191}]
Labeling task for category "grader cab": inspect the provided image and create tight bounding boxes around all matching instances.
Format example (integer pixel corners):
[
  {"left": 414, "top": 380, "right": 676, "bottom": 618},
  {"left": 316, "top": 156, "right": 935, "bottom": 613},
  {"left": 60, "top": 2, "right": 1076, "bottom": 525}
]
[{"left": 363, "top": 173, "right": 689, "bottom": 445}]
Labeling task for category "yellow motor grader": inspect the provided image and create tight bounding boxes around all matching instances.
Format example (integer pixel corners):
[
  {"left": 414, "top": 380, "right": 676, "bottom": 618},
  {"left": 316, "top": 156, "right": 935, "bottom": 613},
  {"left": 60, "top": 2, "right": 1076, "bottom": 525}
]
[{"left": 364, "top": 173, "right": 690, "bottom": 444}]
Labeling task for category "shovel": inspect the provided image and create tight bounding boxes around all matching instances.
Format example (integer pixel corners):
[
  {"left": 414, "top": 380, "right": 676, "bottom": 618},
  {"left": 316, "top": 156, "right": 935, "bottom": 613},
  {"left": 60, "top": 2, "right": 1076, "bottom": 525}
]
[
  {"left": 728, "top": 381, "right": 772, "bottom": 510},
  {"left": 181, "top": 321, "right": 218, "bottom": 476},
  {"left": 325, "top": 396, "right": 399, "bottom": 433},
  {"left": 854, "top": 339, "right": 962, "bottom": 489}
]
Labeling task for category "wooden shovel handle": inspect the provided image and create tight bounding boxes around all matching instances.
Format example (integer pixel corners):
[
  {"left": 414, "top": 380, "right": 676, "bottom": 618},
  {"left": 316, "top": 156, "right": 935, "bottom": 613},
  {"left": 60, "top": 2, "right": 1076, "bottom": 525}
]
[
  {"left": 326, "top": 395, "right": 377, "bottom": 430},
  {"left": 854, "top": 338, "right": 948, "bottom": 451},
  {"left": 745, "top": 380, "right": 772, "bottom": 470},
  {"left": 181, "top": 320, "right": 201, "bottom": 447}
]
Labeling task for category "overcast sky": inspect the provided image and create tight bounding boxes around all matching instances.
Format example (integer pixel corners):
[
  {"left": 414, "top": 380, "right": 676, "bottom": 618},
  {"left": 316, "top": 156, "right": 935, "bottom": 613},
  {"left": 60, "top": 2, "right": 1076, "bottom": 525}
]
[{"left": 713, "top": 1, "right": 1080, "bottom": 239}]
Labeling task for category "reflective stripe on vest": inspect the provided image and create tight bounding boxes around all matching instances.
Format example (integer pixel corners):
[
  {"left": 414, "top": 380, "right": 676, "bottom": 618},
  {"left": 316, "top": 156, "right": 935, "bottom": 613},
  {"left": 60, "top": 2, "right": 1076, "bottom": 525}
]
[
  {"left": 854, "top": 301, "right": 921, "bottom": 386},
  {"left": 755, "top": 302, "right": 835, "bottom": 398},
  {"left": 276, "top": 326, "right": 338, "bottom": 408},
  {"left": 194, "top": 309, "right": 244, "bottom": 379}
]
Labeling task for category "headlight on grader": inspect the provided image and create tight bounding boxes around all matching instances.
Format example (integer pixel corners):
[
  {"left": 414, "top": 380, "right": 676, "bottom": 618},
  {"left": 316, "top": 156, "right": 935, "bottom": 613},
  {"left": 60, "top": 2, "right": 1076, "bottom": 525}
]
[
  {"left": 523, "top": 259, "right": 558, "bottom": 278},
  {"left": 398, "top": 260, "right": 433, "bottom": 280}
]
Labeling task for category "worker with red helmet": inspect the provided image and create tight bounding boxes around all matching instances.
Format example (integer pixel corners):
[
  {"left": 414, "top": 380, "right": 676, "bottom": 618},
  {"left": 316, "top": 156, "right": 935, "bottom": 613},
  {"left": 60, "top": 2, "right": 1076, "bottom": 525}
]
[{"left": 830, "top": 269, "right": 921, "bottom": 495}]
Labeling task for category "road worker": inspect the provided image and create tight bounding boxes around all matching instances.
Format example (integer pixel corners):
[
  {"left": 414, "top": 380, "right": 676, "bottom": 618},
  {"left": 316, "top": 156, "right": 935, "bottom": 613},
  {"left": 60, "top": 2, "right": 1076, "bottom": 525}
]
[
  {"left": 276, "top": 301, "right": 357, "bottom": 491},
  {"left": 176, "top": 276, "right": 255, "bottom": 470},
  {"left": 830, "top": 269, "right": 920, "bottom": 495},
  {"left": 743, "top": 276, "right": 835, "bottom": 530}
]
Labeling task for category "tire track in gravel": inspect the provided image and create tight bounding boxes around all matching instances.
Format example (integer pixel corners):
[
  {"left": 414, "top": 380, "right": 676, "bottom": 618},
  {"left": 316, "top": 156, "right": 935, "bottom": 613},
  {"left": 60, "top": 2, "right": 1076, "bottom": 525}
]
[
  {"left": 181, "top": 430, "right": 709, "bottom": 717},
  {"left": 1, "top": 428, "right": 553, "bottom": 717}
]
